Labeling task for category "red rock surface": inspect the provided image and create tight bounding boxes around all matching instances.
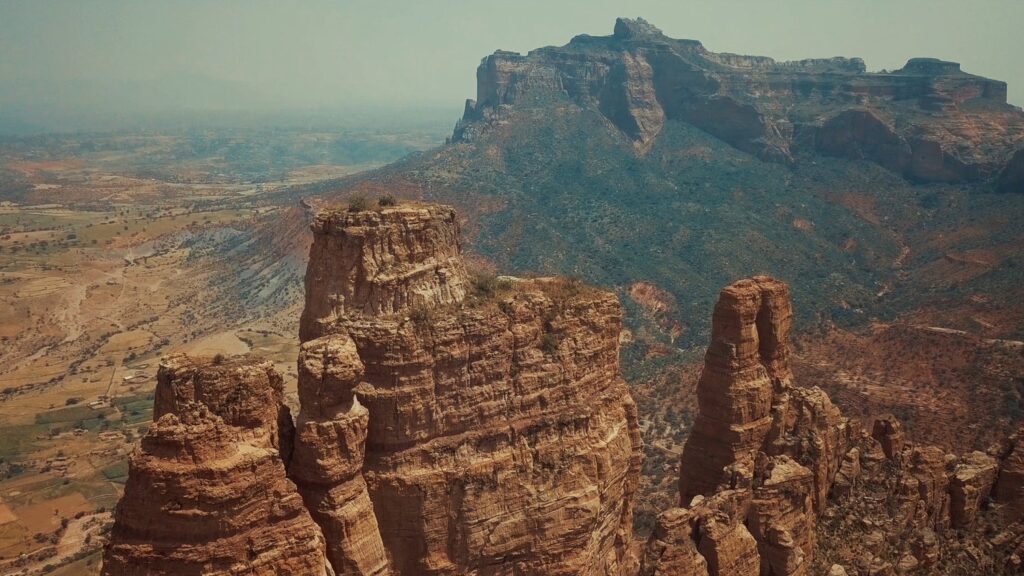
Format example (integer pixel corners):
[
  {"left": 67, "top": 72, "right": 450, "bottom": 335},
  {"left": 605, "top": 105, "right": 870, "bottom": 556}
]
[
  {"left": 289, "top": 335, "right": 390, "bottom": 575},
  {"left": 102, "top": 210, "right": 1024, "bottom": 575},
  {"left": 995, "top": 426, "right": 1024, "bottom": 522},
  {"left": 649, "top": 275, "right": 1024, "bottom": 575},
  {"left": 299, "top": 203, "right": 643, "bottom": 575},
  {"left": 102, "top": 356, "right": 332, "bottom": 576},
  {"left": 299, "top": 204, "right": 469, "bottom": 340}
]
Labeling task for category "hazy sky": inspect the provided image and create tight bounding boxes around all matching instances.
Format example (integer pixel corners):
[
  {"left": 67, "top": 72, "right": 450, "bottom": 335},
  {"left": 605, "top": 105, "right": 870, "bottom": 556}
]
[{"left": 2, "top": 0, "right": 1022, "bottom": 131}]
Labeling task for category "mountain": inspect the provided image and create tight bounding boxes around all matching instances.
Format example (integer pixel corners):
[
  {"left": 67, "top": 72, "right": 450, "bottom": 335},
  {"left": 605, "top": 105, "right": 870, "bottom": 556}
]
[
  {"left": 456, "top": 17, "right": 1023, "bottom": 184},
  {"left": 302, "top": 18, "right": 1024, "bottom": 353}
]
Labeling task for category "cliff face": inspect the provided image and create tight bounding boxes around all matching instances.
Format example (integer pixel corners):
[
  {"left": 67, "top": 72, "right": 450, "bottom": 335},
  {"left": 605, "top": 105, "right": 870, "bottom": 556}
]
[
  {"left": 299, "top": 204, "right": 643, "bottom": 575},
  {"left": 102, "top": 204, "right": 1024, "bottom": 575},
  {"left": 644, "top": 276, "right": 1024, "bottom": 575},
  {"left": 299, "top": 205, "right": 469, "bottom": 340},
  {"left": 454, "top": 17, "right": 1024, "bottom": 183},
  {"left": 102, "top": 355, "right": 333, "bottom": 576}
]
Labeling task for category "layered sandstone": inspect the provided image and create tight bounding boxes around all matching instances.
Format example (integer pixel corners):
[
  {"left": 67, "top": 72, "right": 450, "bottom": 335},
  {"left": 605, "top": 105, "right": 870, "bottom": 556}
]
[
  {"left": 663, "top": 277, "right": 850, "bottom": 575},
  {"left": 640, "top": 489, "right": 759, "bottom": 576},
  {"left": 102, "top": 356, "right": 332, "bottom": 576},
  {"left": 288, "top": 335, "right": 390, "bottom": 575},
  {"left": 678, "top": 276, "right": 795, "bottom": 502},
  {"left": 298, "top": 203, "right": 643, "bottom": 575},
  {"left": 649, "top": 276, "right": 1024, "bottom": 574},
  {"left": 152, "top": 353, "right": 294, "bottom": 455},
  {"left": 949, "top": 451, "right": 998, "bottom": 529},
  {"left": 454, "top": 18, "right": 1024, "bottom": 183},
  {"left": 995, "top": 426, "right": 1024, "bottom": 522},
  {"left": 299, "top": 204, "right": 469, "bottom": 340}
]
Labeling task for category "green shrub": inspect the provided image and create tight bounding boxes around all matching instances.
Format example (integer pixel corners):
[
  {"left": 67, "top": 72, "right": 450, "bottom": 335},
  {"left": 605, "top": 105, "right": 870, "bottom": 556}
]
[
  {"left": 540, "top": 333, "right": 560, "bottom": 354},
  {"left": 410, "top": 304, "right": 433, "bottom": 331},
  {"left": 469, "top": 270, "right": 512, "bottom": 300},
  {"left": 378, "top": 194, "right": 397, "bottom": 207},
  {"left": 347, "top": 195, "right": 370, "bottom": 212}
]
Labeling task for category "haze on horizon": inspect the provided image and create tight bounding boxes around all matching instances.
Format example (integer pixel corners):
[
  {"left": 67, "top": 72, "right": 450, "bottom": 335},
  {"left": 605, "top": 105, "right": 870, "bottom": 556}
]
[{"left": 2, "top": 0, "right": 1022, "bottom": 134}]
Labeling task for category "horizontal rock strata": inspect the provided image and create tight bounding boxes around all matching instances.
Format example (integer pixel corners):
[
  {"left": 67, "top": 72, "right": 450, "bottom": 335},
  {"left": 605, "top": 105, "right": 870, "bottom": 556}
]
[
  {"left": 102, "top": 356, "right": 332, "bottom": 576},
  {"left": 299, "top": 203, "right": 643, "bottom": 575}
]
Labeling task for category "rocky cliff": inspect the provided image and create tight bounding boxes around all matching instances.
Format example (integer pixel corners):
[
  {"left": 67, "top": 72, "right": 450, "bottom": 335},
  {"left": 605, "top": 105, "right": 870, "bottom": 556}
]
[
  {"left": 101, "top": 355, "right": 333, "bottom": 575},
  {"left": 644, "top": 276, "right": 1024, "bottom": 575},
  {"left": 454, "top": 17, "right": 1024, "bottom": 184},
  {"left": 299, "top": 203, "right": 643, "bottom": 575},
  {"left": 102, "top": 203, "right": 1024, "bottom": 575}
]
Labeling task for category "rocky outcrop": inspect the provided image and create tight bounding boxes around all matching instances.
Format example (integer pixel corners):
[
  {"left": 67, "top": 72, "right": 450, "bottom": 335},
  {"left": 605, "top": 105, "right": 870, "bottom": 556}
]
[
  {"left": 949, "top": 451, "right": 998, "bottom": 529},
  {"left": 102, "top": 356, "right": 332, "bottom": 576},
  {"left": 298, "top": 203, "right": 643, "bottom": 575},
  {"left": 152, "top": 353, "right": 294, "bottom": 456},
  {"left": 661, "top": 277, "right": 851, "bottom": 575},
  {"left": 102, "top": 205, "right": 1024, "bottom": 575},
  {"left": 648, "top": 276, "right": 1024, "bottom": 574},
  {"left": 995, "top": 426, "right": 1024, "bottom": 522},
  {"left": 871, "top": 414, "right": 905, "bottom": 460},
  {"left": 299, "top": 204, "right": 469, "bottom": 340},
  {"left": 288, "top": 335, "right": 390, "bottom": 575},
  {"left": 678, "top": 276, "right": 795, "bottom": 503},
  {"left": 454, "top": 18, "right": 1024, "bottom": 183},
  {"left": 640, "top": 490, "right": 759, "bottom": 576},
  {"left": 996, "top": 148, "right": 1024, "bottom": 193}
]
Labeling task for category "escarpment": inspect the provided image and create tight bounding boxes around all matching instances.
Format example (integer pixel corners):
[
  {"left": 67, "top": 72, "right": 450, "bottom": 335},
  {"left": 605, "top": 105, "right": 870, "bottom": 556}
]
[
  {"left": 455, "top": 18, "right": 1024, "bottom": 184},
  {"left": 298, "top": 203, "right": 643, "bottom": 575},
  {"left": 101, "top": 355, "right": 333, "bottom": 576}
]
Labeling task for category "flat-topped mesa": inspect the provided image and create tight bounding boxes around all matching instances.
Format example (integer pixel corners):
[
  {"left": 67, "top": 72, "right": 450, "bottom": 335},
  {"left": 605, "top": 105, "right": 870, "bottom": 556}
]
[
  {"left": 102, "top": 355, "right": 332, "bottom": 576},
  {"left": 456, "top": 18, "right": 1023, "bottom": 182},
  {"left": 299, "top": 204, "right": 470, "bottom": 341},
  {"left": 897, "top": 57, "right": 964, "bottom": 76},
  {"left": 679, "top": 276, "right": 794, "bottom": 502}
]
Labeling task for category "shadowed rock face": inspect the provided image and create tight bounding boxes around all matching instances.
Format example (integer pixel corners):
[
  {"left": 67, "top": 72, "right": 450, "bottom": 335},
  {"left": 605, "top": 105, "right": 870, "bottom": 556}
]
[
  {"left": 455, "top": 17, "right": 1024, "bottom": 183},
  {"left": 997, "top": 148, "right": 1024, "bottom": 193},
  {"left": 102, "top": 357, "right": 333, "bottom": 576},
  {"left": 298, "top": 203, "right": 643, "bottom": 575}
]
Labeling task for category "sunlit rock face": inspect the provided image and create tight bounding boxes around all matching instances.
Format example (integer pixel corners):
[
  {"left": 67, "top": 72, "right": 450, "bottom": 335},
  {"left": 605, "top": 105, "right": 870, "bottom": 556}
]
[
  {"left": 102, "top": 355, "right": 333, "bottom": 576},
  {"left": 297, "top": 203, "right": 643, "bottom": 575}
]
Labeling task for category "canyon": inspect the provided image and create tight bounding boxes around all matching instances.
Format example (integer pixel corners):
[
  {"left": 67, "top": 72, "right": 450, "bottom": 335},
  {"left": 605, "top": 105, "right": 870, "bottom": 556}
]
[
  {"left": 5, "top": 16, "right": 1023, "bottom": 576},
  {"left": 102, "top": 202, "right": 1024, "bottom": 575}
]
